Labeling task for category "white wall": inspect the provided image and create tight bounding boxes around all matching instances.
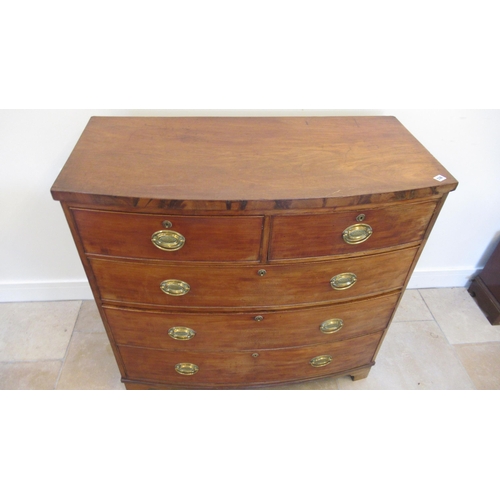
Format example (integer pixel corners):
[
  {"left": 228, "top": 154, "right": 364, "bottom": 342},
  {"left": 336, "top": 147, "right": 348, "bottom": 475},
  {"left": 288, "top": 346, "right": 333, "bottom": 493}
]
[{"left": 1, "top": 109, "right": 499, "bottom": 302}]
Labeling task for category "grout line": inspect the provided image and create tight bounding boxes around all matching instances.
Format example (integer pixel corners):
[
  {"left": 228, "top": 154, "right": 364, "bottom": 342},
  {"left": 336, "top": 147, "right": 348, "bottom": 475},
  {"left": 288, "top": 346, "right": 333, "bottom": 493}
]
[
  {"left": 417, "top": 289, "right": 448, "bottom": 339},
  {"left": 0, "top": 359, "right": 67, "bottom": 364},
  {"left": 417, "top": 289, "right": 478, "bottom": 389},
  {"left": 392, "top": 319, "right": 437, "bottom": 323},
  {"left": 450, "top": 340, "right": 500, "bottom": 347},
  {"left": 53, "top": 301, "right": 83, "bottom": 390}
]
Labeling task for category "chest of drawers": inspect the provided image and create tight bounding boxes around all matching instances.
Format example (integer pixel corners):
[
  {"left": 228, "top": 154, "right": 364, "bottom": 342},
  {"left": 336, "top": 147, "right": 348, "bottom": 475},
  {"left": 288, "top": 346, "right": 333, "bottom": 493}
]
[{"left": 51, "top": 116, "right": 457, "bottom": 389}]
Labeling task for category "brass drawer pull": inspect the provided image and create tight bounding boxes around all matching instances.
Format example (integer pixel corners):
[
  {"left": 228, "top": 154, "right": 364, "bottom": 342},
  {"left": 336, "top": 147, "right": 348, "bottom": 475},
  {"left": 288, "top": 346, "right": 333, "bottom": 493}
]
[
  {"left": 175, "top": 363, "right": 199, "bottom": 375},
  {"left": 330, "top": 272, "right": 357, "bottom": 290},
  {"left": 320, "top": 318, "right": 344, "bottom": 334},
  {"left": 342, "top": 223, "right": 373, "bottom": 245},
  {"left": 168, "top": 326, "right": 196, "bottom": 341},
  {"left": 310, "top": 355, "right": 332, "bottom": 367},
  {"left": 151, "top": 230, "right": 186, "bottom": 251},
  {"left": 160, "top": 279, "right": 190, "bottom": 296}
]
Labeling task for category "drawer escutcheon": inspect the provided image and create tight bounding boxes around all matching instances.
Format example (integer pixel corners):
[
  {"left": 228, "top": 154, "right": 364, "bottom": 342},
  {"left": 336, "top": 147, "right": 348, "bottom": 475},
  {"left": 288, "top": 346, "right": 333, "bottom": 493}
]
[
  {"left": 330, "top": 273, "right": 357, "bottom": 290},
  {"left": 151, "top": 230, "right": 186, "bottom": 251},
  {"left": 310, "top": 355, "right": 333, "bottom": 367},
  {"left": 342, "top": 223, "right": 373, "bottom": 245},
  {"left": 175, "top": 363, "right": 199, "bottom": 375},
  {"left": 320, "top": 318, "right": 344, "bottom": 334},
  {"left": 160, "top": 279, "right": 191, "bottom": 296},
  {"left": 168, "top": 326, "right": 196, "bottom": 341}
]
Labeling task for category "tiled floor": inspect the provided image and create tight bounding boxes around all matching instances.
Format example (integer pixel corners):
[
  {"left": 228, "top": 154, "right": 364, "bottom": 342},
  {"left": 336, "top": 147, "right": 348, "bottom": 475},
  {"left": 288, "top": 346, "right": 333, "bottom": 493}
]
[{"left": 0, "top": 287, "right": 499, "bottom": 390}]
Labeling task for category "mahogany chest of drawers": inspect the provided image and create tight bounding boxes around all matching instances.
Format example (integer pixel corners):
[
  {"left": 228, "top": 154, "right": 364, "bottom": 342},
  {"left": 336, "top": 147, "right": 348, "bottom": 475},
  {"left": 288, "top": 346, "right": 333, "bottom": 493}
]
[{"left": 51, "top": 116, "right": 457, "bottom": 389}]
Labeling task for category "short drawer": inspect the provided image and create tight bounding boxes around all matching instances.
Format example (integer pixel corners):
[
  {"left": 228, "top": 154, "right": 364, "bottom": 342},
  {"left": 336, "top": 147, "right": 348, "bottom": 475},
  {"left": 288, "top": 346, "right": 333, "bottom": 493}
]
[
  {"left": 71, "top": 209, "right": 264, "bottom": 262},
  {"left": 105, "top": 293, "right": 399, "bottom": 350},
  {"left": 91, "top": 246, "right": 417, "bottom": 308},
  {"left": 119, "top": 331, "right": 383, "bottom": 387},
  {"left": 269, "top": 201, "right": 437, "bottom": 260}
]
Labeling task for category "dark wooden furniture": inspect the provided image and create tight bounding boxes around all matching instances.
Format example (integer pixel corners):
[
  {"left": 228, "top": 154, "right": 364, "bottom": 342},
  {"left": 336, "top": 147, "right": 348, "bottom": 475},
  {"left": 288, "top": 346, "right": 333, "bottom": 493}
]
[
  {"left": 469, "top": 241, "right": 500, "bottom": 325},
  {"left": 51, "top": 116, "right": 458, "bottom": 389}
]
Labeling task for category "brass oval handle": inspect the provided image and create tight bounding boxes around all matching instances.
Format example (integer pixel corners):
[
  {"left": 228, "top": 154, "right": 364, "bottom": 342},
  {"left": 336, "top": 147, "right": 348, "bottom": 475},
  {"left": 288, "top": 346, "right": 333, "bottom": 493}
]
[
  {"left": 320, "top": 318, "right": 344, "bottom": 334},
  {"left": 330, "top": 272, "right": 357, "bottom": 290},
  {"left": 310, "top": 355, "right": 332, "bottom": 367},
  {"left": 160, "top": 279, "right": 190, "bottom": 296},
  {"left": 168, "top": 326, "right": 196, "bottom": 341},
  {"left": 342, "top": 223, "right": 373, "bottom": 245},
  {"left": 151, "top": 230, "right": 186, "bottom": 251},
  {"left": 175, "top": 363, "right": 199, "bottom": 375}
]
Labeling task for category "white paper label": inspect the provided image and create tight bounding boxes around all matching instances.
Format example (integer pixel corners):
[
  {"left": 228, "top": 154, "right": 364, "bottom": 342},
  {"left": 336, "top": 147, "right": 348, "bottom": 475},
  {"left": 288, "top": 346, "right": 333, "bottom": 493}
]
[{"left": 433, "top": 175, "right": 446, "bottom": 182}]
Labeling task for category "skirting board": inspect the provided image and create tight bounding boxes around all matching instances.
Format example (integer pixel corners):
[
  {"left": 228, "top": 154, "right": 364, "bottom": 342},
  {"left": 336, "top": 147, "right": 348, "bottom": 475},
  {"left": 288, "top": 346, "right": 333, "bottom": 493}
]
[
  {"left": 0, "top": 268, "right": 480, "bottom": 303},
  {"left": 0, "top": 281, "right": 93, "bottom": 303},
  {"left": 407, "top": 268, "right": 479, "bottom": 290}
]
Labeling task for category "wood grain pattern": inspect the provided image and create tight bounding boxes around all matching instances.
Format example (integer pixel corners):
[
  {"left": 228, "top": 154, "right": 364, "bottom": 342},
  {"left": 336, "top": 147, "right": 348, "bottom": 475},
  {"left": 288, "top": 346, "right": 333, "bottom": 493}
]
[
  {"left": 90, "top": 246, "right": 418, "bottom": 308},
  {"left": 53, "top": 189, "right": 447, "bottom": 212},
  {"left": 104, "top": 292, "right": 399, "bottom": 350},
  {"left": 118, "top": 331, "right": 383, "bottom": 387},
  {"left": 51, "top": 117, "right": 457, "bottom": 209},
  {"left": 269, "top": 200, "right": 437, "bottom": 260},
  {"left": 51, "top": 117, "right": 457, "bottom": 389},
  {"left": 72, "top": 208, "right": 264, "bottom": 262}
]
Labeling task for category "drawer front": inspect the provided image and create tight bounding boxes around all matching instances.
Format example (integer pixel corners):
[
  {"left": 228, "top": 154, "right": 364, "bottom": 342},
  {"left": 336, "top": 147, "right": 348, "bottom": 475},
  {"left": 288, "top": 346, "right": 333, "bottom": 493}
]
[
  {"left": 119, "top": 331, "right": 383, "bottom": 387},
  {"left": 269, "top": 201, "right": 437, "bottom": 260},
  {"left": 72, "top": 209, "right": 264, "bottom": 262},
  {"left": 91, "top": 246, "right": 417, "bottom": 308},
  {"left": 105, "top": 293, "right": 399, "bottom": 350}
]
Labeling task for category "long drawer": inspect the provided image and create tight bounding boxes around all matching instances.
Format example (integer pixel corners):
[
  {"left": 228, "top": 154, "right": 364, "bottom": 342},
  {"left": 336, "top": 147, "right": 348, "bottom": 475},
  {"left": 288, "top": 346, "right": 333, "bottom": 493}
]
[
  {"left": 104, "top": 292, "right": 399, "bottom": 350},
  {"left": 91, "top": 246, "right": 418, "bottom": 308},
  {"left": 119, "top": 331, "right": 383, "bottom": 387},
  {"left": 269, "top": 201, "right": 437, "bottom": 260},
  {"left": 72, "top": 209, "right": 265, "bottom": 262}
]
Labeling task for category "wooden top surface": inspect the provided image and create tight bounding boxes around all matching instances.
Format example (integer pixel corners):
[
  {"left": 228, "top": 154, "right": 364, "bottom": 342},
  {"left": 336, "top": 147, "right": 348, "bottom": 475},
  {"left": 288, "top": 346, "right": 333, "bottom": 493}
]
[{"left": 51, "top": 116, "right": 457, "bottom": 209}]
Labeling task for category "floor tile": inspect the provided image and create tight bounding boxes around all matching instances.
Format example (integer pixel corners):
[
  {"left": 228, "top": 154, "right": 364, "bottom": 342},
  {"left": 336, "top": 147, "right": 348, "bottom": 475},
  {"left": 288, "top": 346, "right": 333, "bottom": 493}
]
[
  {"left": 393, "top": 289, "right": 434, "bottom": 322},
  {"left": 0, "top": 301, "right": 81, "bottom": 361},
  {"left": 264, "top": 377, "right": 339, "bottom": 390},
  {"left": 0, "top": 360, "right": 62, "bottom": 389},
  {"left": 73, "top": 300, "right": 105, "bottom": 334},
  {"left": 337, "top": 321, "right": 475, "bottom": 390},
  {"left": 454, "top": 342, "right": 500, "bottom": 390},
  {"left": 420, "top": 288, "right": 500, "bottom": 344},
  {"left": 56, "top": 330, "right": 125, "bottom": 390}
]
